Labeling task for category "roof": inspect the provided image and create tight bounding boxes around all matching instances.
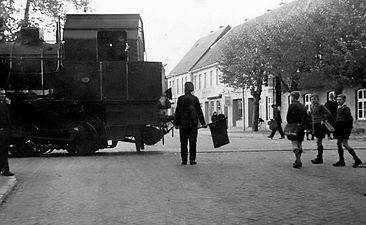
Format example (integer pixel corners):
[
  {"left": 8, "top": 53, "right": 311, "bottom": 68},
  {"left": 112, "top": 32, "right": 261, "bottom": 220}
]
[
  {"left": 64, "top": 14, "right": 143, "bottom": 30},
  {"left": 168, "top": 25, "right": 231, "bottom": 77},
  {"left": 191, "top": 0, "right": 334, "bottom": 71}
]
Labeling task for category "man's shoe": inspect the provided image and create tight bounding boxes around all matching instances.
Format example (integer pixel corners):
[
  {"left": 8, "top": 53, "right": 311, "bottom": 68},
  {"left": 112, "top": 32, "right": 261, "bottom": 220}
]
[
  {"left": 352, "top": 159, "right": 362, "bottom": 168},
  {"left": 292, "top": 161, "right": 302, "bottom": 169},
  {"left": 267, "top": 136, "right": 273, "bottom": 139},
  {"left": 190, "top": 161, "right": 197, "bottom": 165},
  {"left": 181, "top": 162, "right": 187, "bottom": 165},
  {"left": 332, "top": 161, "right": 345, "bottom": 167},
  {"left": 311, "top": 158, "right": 323, "bottom": 164},
  {"left": 1, "top": 171, "right": 14, "bottom": 176},
  {"left": 279, "top": 137, "right": 285, "bottom": 139}
]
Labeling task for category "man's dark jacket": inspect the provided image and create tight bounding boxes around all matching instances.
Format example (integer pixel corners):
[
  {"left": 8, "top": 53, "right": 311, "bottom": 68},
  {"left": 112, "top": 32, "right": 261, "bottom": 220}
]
[
  {"left": 174, "top": 93, "right": 205, "bottom": 128},
  {"left": 273, "top": 107, "right": 282, "bottom": 123}
]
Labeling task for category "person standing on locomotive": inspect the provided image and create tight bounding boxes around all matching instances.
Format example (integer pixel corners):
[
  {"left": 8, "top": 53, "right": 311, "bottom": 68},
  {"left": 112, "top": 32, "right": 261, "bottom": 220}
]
[
  {"left": 174, "top": 82, "right": 206, "bottom": 165},
  {"left": 0, "top": 89, "right": 14, "bottom": 176}
]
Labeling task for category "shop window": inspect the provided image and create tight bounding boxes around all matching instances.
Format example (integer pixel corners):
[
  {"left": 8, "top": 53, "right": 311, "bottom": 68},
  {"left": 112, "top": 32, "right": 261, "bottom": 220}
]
[
  {"left": 210, "top": 101, "right": 215, "bottom": 116},
  {"left": 216, "top": 100, "right": 221, "bottom": 113}
]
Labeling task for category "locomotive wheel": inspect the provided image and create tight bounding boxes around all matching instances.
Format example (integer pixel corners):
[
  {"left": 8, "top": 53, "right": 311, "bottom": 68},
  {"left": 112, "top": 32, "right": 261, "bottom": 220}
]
[{"left": 67, "top": 122, "right": 98, "bottom": 156}]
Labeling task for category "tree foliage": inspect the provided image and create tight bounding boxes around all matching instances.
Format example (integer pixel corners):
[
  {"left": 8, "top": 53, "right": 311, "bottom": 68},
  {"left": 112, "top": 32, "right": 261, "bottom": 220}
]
[
  {"left": 219, "top": 0, "right": 366, "bottom": 130},
  {"left": 312, "top": 0, "right": 366, "bottom": 90},
  {"left": 0, "top": 0, "right": 19, "bottom": 39},
  {"left": 1, "top": 0, "right": 90, "bottom": 40}
]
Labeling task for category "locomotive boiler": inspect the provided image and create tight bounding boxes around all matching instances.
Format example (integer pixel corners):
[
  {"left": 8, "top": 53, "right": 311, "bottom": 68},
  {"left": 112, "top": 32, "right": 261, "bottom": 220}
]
[{"left": 0, "top": 14, "right": 172, "bottom": 156}]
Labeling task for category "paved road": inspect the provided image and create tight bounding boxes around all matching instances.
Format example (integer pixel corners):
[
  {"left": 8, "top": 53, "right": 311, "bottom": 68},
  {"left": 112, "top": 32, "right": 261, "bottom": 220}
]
[{"left": 0, "top": 132, "right": 365, "bottom": 224}]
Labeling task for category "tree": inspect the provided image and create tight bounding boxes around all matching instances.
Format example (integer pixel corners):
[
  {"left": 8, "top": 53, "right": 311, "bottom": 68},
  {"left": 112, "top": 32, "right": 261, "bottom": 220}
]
[
  {"left": 263, "top": 12, "right": 322, "bottom": 92},
  {"left": 0, "top": 0, "right": 19, "bottom": 40},
  {"left": 1, "top": 0, "right": 90, "bottom": 40},
  {"left": 309, "top": 0, "right": 366, "bottom": 91},
  {"left": 22, "top": 0, "right": 90, "bottom": 27},
  {"left": 220, "top": 23, "right": 270, "bottom": 131}
]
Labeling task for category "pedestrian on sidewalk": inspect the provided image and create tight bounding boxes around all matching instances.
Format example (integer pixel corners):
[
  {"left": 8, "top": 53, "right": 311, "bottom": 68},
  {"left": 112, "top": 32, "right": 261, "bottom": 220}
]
[
  {"left": 0, "top": 89, "right": 14, "bottom": 176},
  {"left": 310, "top": 94, "right": 331, "bottom": 164},
  {"left": 332, "top": 94, "right": 362, "bottom": 168},
  {"left": 174, "top": 82, "right": 206, "bottom": 165},
  {"left": 268, "top": 104, "right": 285, "bottom": 139},
  {"left": 324, "top": 93, "right": 338, "bottom": 139},
  {"left": 286, "top": 91, "right": 307, "bottom": 168}
]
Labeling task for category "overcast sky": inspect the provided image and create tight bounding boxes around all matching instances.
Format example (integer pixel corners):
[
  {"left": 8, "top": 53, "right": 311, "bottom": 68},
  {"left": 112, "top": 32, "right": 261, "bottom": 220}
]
[{"left": 87, "top": 0, "right": 292, "bottom": 74}]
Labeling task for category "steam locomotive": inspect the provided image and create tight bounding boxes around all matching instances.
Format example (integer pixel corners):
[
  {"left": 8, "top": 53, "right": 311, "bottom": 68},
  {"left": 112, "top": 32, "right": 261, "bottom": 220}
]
[{"left": 0, "top": 14, "right": 172, "bottom": 156}]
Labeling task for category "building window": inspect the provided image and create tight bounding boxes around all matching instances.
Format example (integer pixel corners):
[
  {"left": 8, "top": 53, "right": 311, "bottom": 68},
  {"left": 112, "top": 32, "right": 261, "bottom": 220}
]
[
  {"left": 327, "top": 90, "right": 335, "bottom": 100},
  {"left": 169, "top": 81, "right": 171, "bottom": 88},
  {"left": 288, "top": 95, "right": 292, "bottom": 106},
  {"left": 185, "top": 76, "right": 187, "bottom": 83},
  {"left": 304, "top": 93, "right": 311, "bottom": 111},
  {"left": 181, "top": 77, "right": 184, "bottom": 93},
  {"left": 357, "top": 89, "right": 366, "bottom": 120},
  {"left": 199, "top": 74, "right": 202, "bottom": 89},
  {"left": 204, "top": 73, "right": 207, "bottom": 88},
  {"left": 172, "top": 80, "right": 175, "bottom": 95},
  {"left": 210, "top": 101, "right": 215, "bottom": 116},
  {"left": 176, "top": 79, "right": 179, "bottom": 94},
  {"left": 216, "top": 69, "right": 219, "bottom": 85},
  {"left": 194, "top": 75, "right": 197, "bottom": 89},
  {"left": 210, "top": 71, "right": 213, "bottom": 87}
]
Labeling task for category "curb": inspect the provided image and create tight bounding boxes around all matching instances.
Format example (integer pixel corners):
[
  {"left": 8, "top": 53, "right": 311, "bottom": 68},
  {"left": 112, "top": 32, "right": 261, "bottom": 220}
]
[{"left": 0, "top": 177, "right": 17, "bottom": 203}]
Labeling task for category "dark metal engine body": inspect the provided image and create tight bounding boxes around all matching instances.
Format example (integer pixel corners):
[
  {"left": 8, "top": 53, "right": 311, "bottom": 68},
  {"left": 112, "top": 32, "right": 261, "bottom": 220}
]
[{"left": 0, "top": 14, "right": 171, "bottom": 156}]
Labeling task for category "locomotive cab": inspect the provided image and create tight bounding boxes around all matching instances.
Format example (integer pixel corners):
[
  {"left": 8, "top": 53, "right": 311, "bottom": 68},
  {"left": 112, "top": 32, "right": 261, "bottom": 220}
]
[{"left": 0, "top": 14, "right": 171, "bottom": 157}]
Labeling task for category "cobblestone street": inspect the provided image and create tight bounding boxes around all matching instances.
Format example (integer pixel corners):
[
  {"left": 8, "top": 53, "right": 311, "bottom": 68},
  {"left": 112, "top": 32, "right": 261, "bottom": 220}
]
[{"left": 0, "top": 130, "right": 365, "bottom": 225}]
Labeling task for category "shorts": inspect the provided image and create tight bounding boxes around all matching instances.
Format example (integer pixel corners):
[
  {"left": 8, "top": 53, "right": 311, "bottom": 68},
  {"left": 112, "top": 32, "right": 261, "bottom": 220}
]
[
  {"left": 334, "top": 121, "right": 352, "bottom": 140},
  {"left": 313, "top": 123, "right": 326, "bottom": 139}
]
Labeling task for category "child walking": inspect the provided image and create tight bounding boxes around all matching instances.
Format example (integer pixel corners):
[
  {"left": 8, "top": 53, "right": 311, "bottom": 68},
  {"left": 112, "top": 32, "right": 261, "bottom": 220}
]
[{"left": 333, "top": 94, "right": 362, "bottom": 168}]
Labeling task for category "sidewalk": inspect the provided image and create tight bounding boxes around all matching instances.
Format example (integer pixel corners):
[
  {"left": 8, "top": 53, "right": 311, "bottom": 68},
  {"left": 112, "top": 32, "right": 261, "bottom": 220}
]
[
  {"left": 200, "top": 126, "right": 366, "bottom": 151},
  {"left": 0, "top": 176, "right": 16, "bottom": 204}
]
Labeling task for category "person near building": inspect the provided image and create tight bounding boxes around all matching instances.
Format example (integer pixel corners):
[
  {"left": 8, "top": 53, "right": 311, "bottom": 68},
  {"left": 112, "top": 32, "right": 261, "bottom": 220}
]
[
  {"left": 310, "top": 94, "right": 331, "bottom": 164},
  {"left": 332, "top": 94, "right": 363, "bottom": 168},
  {"left": 268, "top": 104, "right": 285, "bottom": 139},
  {"left": 324, "top": 93, "right": 338, "bottom": 139},
  {"left": 0, "top": 89, "right": 14, "bottom": 176},
  {"left": 174, "top": 82, "right": 206, "bottom": 165},
  {"left": 286, "top": 91, "right": 307, "bottom": 168}
]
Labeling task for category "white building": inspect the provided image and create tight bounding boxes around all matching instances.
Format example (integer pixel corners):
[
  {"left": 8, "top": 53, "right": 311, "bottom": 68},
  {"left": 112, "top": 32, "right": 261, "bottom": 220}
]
[{"left": 167, "top": 25, "right": 277, "bottom": 129}]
